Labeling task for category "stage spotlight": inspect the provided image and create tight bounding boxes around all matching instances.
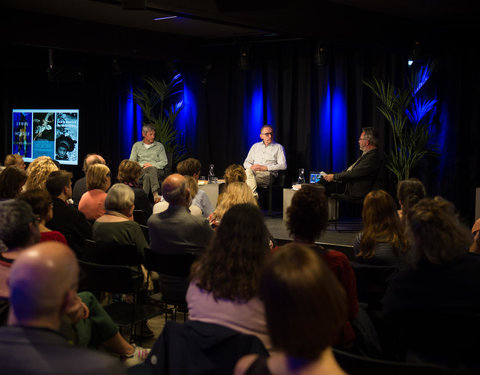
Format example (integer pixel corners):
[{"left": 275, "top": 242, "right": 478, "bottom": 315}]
[
  {"left": 315, "top": 45, "right": 328, "bottom": 67},
  {"left": 239, "top": 44, "right": 250, "bottom": 70}
]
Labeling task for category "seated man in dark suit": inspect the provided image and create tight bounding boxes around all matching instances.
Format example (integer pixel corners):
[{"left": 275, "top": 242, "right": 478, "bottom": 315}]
[
  {"left": 46, "top": 170, "right": 92, "bottom": 257},
  {"left": 320, "top": 127, "right": 382, "bottom": 200},
  {"left": 0, "top": 241, "right": 127, "bottom": 374},
  {"left": 148, "top": 173, "right": 213, "bottom": 255}
]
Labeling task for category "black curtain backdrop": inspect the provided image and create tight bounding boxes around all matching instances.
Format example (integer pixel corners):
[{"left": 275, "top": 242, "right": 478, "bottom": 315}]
[{"left": 1, "top": 40, "right": 480, "bottom": 224}]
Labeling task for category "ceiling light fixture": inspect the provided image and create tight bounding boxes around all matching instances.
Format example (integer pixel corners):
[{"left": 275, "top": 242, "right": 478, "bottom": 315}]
[{"left": 153, "top": 16, "right": 178, "bottom": 21}]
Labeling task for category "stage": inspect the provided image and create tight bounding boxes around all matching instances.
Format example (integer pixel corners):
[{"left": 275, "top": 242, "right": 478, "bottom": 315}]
[{"left": 264, "top": 216, "right": 361, "bottom": 260}]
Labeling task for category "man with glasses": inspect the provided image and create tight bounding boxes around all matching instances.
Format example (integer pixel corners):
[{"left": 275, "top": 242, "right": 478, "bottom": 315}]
[
  {"left": 320, "top": 127, "right": 381, "bottom": 199},
  {"left": 243, "top": 124, "right": 287, "bottom": 197}
]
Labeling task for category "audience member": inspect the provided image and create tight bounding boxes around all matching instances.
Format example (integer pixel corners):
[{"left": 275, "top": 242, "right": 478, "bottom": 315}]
[
  {"left": 244, "top": 124, "right": 287, "bottom": 197},
  {"left": 148, "top": 174, "right": 213, "bottom": 255},
  {"left": 17, "top": 188, "right": 67, "bottom": 245},
  {"left": 396, "top": 177, "right": 426, "bottom": 220},
  {"left": 209, "top": 182, "right": 257, "bottom": 227},
  {"left": 0, "top": 201, "right": 149, "bottom": 365},
  {"left": 4, "top": 154, "right": 26, "bottom": 170},
  {"left": 0, "top": 166, "right": 27, "bottom": 200},
  {"left": 129, "top": 124, "right": 168, "bottom": 203},
  {"left": 73, "top": 153, "right": 106, "bottom": 204},
  {"left": 353, "top": 190, "right": 409, "bottom": 268},
  {"left": 286, "top": 184, "right": 358, "bottom": 347},
  {"left": 152, "top": 175, "right": 202, "bottom": 216},
  {"left": 24, "top": 155, "right": 59, "bottom": 191},
  {"left": 187, "top": 203, "right": 271, "bottom": 350},
  {"left": 117, "top": 159, "right": 152, "bottom": 218},
  {"left": 383, "top": 197, "right": 480, "bottom": 315},
  {"left": 0, "top": 242, "right": 129, "bottom": 374},
  {"left": 319, "top": 127, "right": 381, "bottom": 199},
  {"left": 93, "top": 183, "right": 148, "bottom": 260},
  {"left": 176, "top": 157, "right": 214, "bottom": 218},
  {"left": 224, "top": 163, "right": 247, "bottom": 185},
  {"left": 46, "top": 170, "right": 92, "bottom": 256},
  {"left": 469, "top": 218, "right": 480, "bottom": 254},
  {"left": 78, "top": 163, "right": 111, "bottom": 221},
  {"left": 234, "top": 243, "right": 348, "bottom": 375}
]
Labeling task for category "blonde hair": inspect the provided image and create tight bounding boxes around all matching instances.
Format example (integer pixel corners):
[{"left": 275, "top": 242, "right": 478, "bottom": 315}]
[
  {"left": 213, "top": 182, "right": 257, "bottom": 221},
  {"left": 4, "top": 154, "right": 24, "bottom": 168},
  {"left": 185, "top": 175, "right": 198, "bottom": 199},
  {"left": 25, "top": 156, "right": 59, "bottom": 191},
  {"left": 223, "top": 164, "right": 247, "bottom": 185},
  {"left": 86, "top": 164, "right": 110, "bottom": 191}
]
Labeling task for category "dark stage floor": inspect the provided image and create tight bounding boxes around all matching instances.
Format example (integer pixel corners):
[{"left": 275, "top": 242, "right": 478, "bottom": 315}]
[{"left": 264, "top": 216, "right": 361, "bottom": 260}]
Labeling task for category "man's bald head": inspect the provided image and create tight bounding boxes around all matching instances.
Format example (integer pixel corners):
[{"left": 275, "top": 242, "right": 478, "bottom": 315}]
[
  {"left": 8, "top": 242, "right": 79, "bottom": 328},
  {"left": 161, "top": 173, "right": 189, "bottom": 206},
  {"left": 82, "top": 153, "right": 106, "bottom": 173}
]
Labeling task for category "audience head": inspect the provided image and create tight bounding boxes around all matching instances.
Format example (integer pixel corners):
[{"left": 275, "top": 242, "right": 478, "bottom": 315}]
[
  {"left": 176, "top": 158, "right": 201, "bottom": 178},
  {"left": 18, "top": 189, "right": 54, "bottom": 224},
  {"left": 86, "top": 164, "right": 111, "bottom": 191},
  {"left": 117, "top": 159, "right": 142, "bottom": 184},
  {"left": 184, "top": 175, "right": 198, "bottom": 199},
  {"left": 191, "top": 203, "right": 270, "bottom": 301},
  {"left": 0, "top": 199, "right": 40, "bottom": 250},
  {"left": 360, "top": 126, "right": 379, "bottom": 149},
  {"left": 397, "top": 178, "right": 426, "bottom": 217},
  {"left": 162, "top": 173, "right": 189, "bottom": 206},
  {"left": 46, "top": 170, "right": 73, "bottom": 199},
  {"left": 82, "top": 153, "right": 106, "bottom": 174},
  {"left": 213, "top": 182, "right": 257, "bottom": 221},
  {"left": 261, "top": 243, "right": 348, "bottom": 360},
  {"left": 4, "top": 154, "right": 26, "bottom": 170},
  {"left": 287, "top": 184, "right": 328, "bottom": 243},
  {"left": 25, "top": 156, "right": 59, "bottom": 191},
  {"left": 0, "top": 166, "right": 27, "bottom": 199},
  {"left": 104, "top": 183, "right": 135, "bottom": 217},
  {"left": 223, "top": 164, "right": 247, "bottom": 185},
  {"left": 7, "top": 242, "right": 79, "bottom": 329},
  {"left": 406, "top": 197, "right": 471, "bottom": 265},
  {"left": 359, "top": 189, "right": 407, "bottom": 258}
]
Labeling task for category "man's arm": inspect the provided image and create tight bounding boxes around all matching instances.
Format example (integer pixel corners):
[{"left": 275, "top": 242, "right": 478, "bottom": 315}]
[
  {"left": 129, "top": 142, "right": 139, "bottom": 162},
  {"left": 334, "top": 150, "right": 380, "bottom": 181},
  {"left": 243, "top": 144, "right": 256, "bottom": 169},
  {"left": 152, "top": 143, "right": 168, "bottom": 170}
]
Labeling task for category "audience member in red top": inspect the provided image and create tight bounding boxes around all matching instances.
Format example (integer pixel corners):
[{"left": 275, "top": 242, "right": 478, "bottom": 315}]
[
  {"left": 79, "top": 163, "right": 111, "bottom": 221},
  {"left": 17, "top": 188, "right": 67, "bottom": 245},
  {"left": 285, "top": 184, "right": 358, "bottom": 347}
]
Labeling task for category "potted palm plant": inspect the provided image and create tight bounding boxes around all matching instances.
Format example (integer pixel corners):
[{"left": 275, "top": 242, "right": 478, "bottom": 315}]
[
  {"left": 363, "top": 61, "right": 438, "bottom": 181},
  {"left": 132, "top": 74, "right": 188, "bottom": 163}
]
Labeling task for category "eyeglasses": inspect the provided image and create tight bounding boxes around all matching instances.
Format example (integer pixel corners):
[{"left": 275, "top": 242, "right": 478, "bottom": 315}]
[{"left": 261, "top": 132, "right": 273, "bottom": 136}]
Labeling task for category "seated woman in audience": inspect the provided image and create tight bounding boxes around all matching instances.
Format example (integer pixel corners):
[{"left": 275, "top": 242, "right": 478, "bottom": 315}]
[
  {"left": 216, "top": 163, "right": 247, "bottom": 206},
  {"left": 469, "top": 218, "right": 480, "bottom": 254},
  {"left": 286, "top": 184, "right": 358, "bottom": 348},
  {"left": 383, "top": 196, "right": 480, "bottom": 315},
  {"left": 0, "top": 166, "right": 27, "bottom": 200},
  {"left": 396, "top": 177, "right": 426, "bottom": 220},
  {"left": 353, "top": 189, "right": 408, "bottom": 268},
  {"left": 78, "top": 163, "right": 111, "bottom": 221},
  {"left": 234, "top": 243, "right": 348, "bottom": 375},
  {"left": 209, "top": 181, "right": 257, "bottom": 227},
  {"left": 187, "top": 203, "right": 271, "bottom": 350},
  {"left": 152, "top": 175, "right": 202, "bottom": 216},
  {"left": 17, "top": 188, "right": 67, "bottom": 244},
  {"left": 4, "top": 154, "right": 26, "bottom": 170},
  {"left": 24, "top": 155, "right": 59, "bottom": 191},
  {"left": 117, "top": 159, "right": 152, "bottom": 218},
  {"left": 92, "top": 183, "right": 148, "bottom": 260}
]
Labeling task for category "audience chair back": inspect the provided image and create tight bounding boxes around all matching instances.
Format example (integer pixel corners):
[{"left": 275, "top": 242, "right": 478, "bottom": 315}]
[
  {"left": 133, "top": 209, "right": 148, "bottom": 226},
  {"left": 83, "top": 239, "right": 143, "bottom": 266}
]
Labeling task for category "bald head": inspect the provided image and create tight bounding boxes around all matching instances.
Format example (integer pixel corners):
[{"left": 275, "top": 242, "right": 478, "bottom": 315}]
[
  {"left": 83, "top": 153, "right": 106, "bottom": 173},
  {"left": 8, "top": 242, "right": 79, "bottom": 328},
  {"left": 161, "top": 173, "right": 189, "bottom": 206}
]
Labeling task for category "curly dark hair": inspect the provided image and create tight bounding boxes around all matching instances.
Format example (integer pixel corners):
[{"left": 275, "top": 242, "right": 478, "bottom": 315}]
[
  {"left": 287, "top": 184, "right": 328, "bottom": 242},
  {"left": 190, "top": 203, "right": 270, "bottom": 301},
  {"left": 0, "top": 166, "right": 27, "bottom": 199},
  {"left": 17, "top": 188, "right": 52, "bottom": 221},
  {"left": 176, "top": 158, "right": 201, "bottom": 176},
  {"left": 117, "top": 159, "right": 142, "bottom": 183},
  {"left": 397, "top": 178, "right": 426, "bottom": 217}
]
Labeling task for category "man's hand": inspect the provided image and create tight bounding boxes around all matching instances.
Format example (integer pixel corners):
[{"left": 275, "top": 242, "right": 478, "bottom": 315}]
[
  {"left": 250, "top": 164, "right": 268, "bottom": 171},
  {"left": 143, "top": 163, "right": 153, "bottom": 168},
  {"left": 323, "top": 174, "right": 335, "bottom": 182},
  {"left": 65, "top": 295, "right": 90, "bottom": 324}
]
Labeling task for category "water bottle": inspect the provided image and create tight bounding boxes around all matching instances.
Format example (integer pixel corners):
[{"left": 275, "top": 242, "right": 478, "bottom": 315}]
[
  {"left": 208, "top": 164, "right": 215, "bottom": 184},
  {"left": 297, "top": 168, "right": 305, "bottom": 184}
]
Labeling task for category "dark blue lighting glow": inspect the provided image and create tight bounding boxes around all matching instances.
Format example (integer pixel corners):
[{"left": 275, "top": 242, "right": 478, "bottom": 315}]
[
  {"left": 176, "top": 80, "right": 197, "bottom": 150},
  {"left": 244, "top": 84, "right": 264, "bottom": 150},
  {"left": 153, "top": 16, "right": 178, "bottom": 21},
  {"left": 119, "top": 86, "right": 143, "bottom": 159},
  {"left": 331, "top": 88, "right": 347, "bottom": 171}
]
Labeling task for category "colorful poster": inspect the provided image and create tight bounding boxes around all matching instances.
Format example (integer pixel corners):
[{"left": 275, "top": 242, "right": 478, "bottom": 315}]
[{"left": 12, "top": 112, "right": 33, "bottom": 158}]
